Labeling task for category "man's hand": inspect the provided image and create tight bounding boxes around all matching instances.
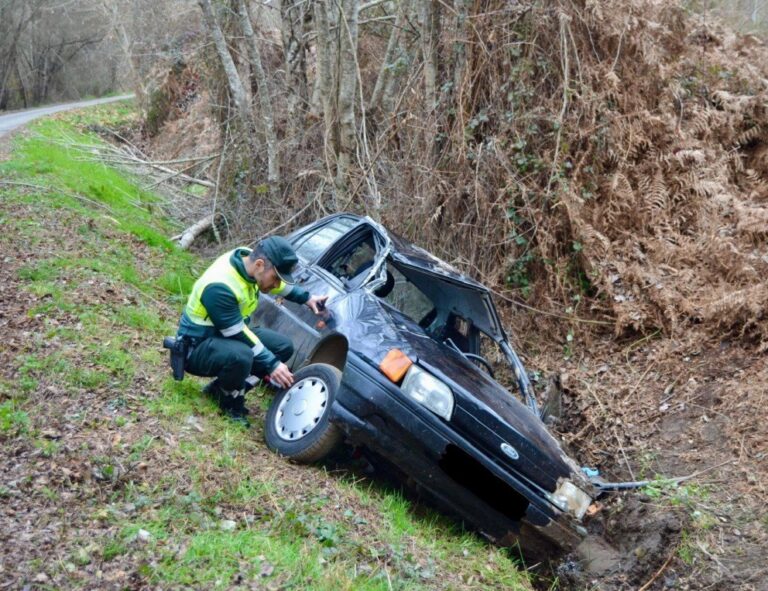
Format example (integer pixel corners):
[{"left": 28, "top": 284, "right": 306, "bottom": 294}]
[
  {"left": 269, "top": 362, "right": 295, "bottom": 389},
  {"left": 305, "top": 294, "right": 329, "bottom": 315}
]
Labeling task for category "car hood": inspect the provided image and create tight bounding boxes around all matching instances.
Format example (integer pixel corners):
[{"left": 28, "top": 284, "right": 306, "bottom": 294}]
[{"left": 331, "top": 291, "right": 584, "bottom": 494}]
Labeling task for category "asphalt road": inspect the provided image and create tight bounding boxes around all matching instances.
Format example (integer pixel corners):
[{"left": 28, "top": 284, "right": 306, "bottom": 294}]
[{"left": 0, "top": 94, "right": 134, "bottom": 137}]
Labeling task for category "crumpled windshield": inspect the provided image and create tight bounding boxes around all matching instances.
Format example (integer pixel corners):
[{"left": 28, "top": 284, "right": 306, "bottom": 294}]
[{"left": 384, "top": 255, "right": 505, "bottom": 343}]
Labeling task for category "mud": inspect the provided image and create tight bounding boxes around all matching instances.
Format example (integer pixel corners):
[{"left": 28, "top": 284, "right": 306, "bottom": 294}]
[{"left": 547, "top": 495, "right": 682, "bottom": 589}]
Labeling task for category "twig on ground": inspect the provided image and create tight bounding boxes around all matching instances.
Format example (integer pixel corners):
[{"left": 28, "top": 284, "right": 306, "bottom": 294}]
[
  {"left": 99, "top": 127, "right": 146, "bottom": 156},
  {"left": 626, "top": 362, "right": 656, "bottom": 401},
  {"left": 638, "top": 547, "right": 677, "bottom": 591},
  {"left": 598, "top": 459, "right": 738, "bottom": 491},
  {"left": 115, "top": 154, "right": 215, "bottom": 188},
  {"left": 622, "top": 329, "right": 662, "bottom": 363},
  {"left": 695, "top": 541, "right": 734, "bottom": 580},
  {"left": 579, "top": 377, "right": 637, "bottom": 479},
  {"left": 612, "top": 425, "right": 636, "bottom": 481},
  {"left": 66, "top": 140, "right": 216, "bottom": 188},
  {"left": 145, "top": 159, "right": 212, "bottom": 190},
  {"left": 492, "top": 288, "right": 614, "bottom": 325}
]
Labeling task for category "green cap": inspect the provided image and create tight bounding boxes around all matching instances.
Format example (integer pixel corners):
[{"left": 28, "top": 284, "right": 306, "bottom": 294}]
[{"left": 260, "top": 236, "right": 298, "bottom": 284}]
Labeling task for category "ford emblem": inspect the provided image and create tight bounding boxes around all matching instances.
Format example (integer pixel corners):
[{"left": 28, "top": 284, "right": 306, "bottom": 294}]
[{"left": 501, "top": 442, "right": 519, "bottom": 460}]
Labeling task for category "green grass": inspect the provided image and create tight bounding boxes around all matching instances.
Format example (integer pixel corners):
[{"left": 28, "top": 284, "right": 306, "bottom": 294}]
[
  {"left": 0, "top": 103, "right": 532, "bottom": 590},
  {"left": 157, "top": 269, "right": 197, "bottom": 304},
  {"left": 94, "top": 344, "right": 135, "bottom": 377},
  {"left": 0, "top": 401, "right": 30, "bottom": 434},
  {"left": 115, "top": 305, "right": 166, "bottom": 333}
]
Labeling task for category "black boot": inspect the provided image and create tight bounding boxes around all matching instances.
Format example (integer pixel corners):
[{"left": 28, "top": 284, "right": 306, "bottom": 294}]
[
  {"left": 207, "top": 378, "right": 256, "bottom": 411},
  {"left": 220, "top": 390, "right": 250, "bottom": 427},
  {"left": 205, "top": 381, "right": 250, "bottom": 427},
  {"left": 202, "top": 379, "right": 219, "bottom": 397},
  {"left": 224, "top": 390, "right": 249, "bottom": 416}
]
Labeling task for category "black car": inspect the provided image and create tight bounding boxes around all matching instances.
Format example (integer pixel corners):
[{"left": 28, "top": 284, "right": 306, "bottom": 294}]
[{"left": 255, "top": 213, "right": 594, "bottom": 558}]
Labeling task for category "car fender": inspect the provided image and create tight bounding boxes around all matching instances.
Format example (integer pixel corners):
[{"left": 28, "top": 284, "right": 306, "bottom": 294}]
[{"left": 304, "top": 332, "right": 349, "bottom": 373}]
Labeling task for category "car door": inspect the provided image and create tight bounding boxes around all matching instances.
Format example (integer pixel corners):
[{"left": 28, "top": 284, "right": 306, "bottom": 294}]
[
  {"left": 253, "top": 216, "right": 358, "bottom": 367},
  {"left": 278, "top": 221, "right": 389, "bottom": 365}
]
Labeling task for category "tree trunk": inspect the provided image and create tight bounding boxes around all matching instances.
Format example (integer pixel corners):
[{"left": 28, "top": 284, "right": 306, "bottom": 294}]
[
  {"left": 98, "top": 0, "right": 147, "bottom": 116},
  {"left": 419, "top": 0, "right": 439, "bottom": 112},
  {"left": 335, "top": 0, "right": 360, "bottom": 193},
  {"left": 176, "top": 214, "right": 214, "bottom": 250},
  {"left": 446, "top": 0, "right": 468, "bottom": 158},
  {"left": 197, "top": 0, "right": 254, "bottom": 139},
  {"left": 0, "top": 1, "right": 32, "bottom": 111},
  {"left": 452, "top": 0, "right": 469, "bottom": 101},
  {"left": 309, "top": 0, "right": 327, "bottom": 120},
  {"left": 15, "top": 55, "right": 29, "bottom": 108},
  {"left": 238, "top": 0, "right": 281, "bottom": 200},
  {"left": 312, "top": 0, "right": 337, "bottom": 166},
  {"left": 369, "top": 0, "right": 410, "bottom": 117},
  {"left": 279, "top": 0, "right": 309, "bottom": 136}
]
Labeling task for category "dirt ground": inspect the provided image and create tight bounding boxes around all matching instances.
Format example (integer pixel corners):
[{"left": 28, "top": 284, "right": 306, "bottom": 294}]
[{"left": 518, "top": 326, "right": 768, "bottom": 589}]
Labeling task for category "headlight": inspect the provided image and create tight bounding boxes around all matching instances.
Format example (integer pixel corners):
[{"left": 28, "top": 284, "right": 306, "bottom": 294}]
[
  {"left": 547, "top": 479, "right": 592, "bottom": 520},
  {"left": 401, "top": 365, "right": 454, "bottom": 421}
]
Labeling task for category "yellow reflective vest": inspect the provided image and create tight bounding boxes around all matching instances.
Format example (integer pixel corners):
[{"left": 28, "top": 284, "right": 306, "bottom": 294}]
[{"left": 185, "top": 249, "right": 262, "bottom": 327}]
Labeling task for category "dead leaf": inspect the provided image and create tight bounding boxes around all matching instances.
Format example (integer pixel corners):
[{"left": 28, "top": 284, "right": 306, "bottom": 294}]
[
  {"left": 586, "top": 502, "right": 604, "bottom": 517},
  {"left": 259, "top": 562, "right": 274, "bottom": 578}
]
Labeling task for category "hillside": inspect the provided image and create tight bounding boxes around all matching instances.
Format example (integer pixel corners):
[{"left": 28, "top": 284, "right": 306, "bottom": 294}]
[{"left": 0, "top": 105, "right": 533, "bottom": 590}]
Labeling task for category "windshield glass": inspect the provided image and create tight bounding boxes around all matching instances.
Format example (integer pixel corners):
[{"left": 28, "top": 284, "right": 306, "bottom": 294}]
[
  {"left": 371, "top": 253, "right": 506, "bottom": 346},
  {"left": 376, "top": 259, "right": 477, "bottom": 349},
  {"left": 291, "top": 216, "right": 359, "bottom": 263}
]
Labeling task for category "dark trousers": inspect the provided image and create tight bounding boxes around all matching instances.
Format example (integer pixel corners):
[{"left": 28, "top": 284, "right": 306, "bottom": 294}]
[{"left": 185, "top": 328, "right": 294, "bottom": 390}]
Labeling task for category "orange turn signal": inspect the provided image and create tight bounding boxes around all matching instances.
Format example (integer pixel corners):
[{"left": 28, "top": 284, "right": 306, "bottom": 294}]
[{"left": 379, "top": 349, "right": 413, "bottom": 383}]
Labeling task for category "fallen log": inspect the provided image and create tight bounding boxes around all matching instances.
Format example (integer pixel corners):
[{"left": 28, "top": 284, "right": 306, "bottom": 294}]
[{"left": 173, "top": 214, "right": 214, "bottom": 250}]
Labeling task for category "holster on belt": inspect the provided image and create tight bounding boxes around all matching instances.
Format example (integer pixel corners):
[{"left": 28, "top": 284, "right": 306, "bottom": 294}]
[{"left": 162, "top": 336, "right": 189, "bottom": 381}]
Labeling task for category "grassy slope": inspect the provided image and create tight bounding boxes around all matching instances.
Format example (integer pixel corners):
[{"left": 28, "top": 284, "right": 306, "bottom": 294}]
[{"left": 0, "top": 103, "right": 533, "bottom": 590}]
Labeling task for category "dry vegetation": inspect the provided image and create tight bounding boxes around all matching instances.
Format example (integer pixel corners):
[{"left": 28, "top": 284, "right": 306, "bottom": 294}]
[{"left": 141, "top": 0, "right": 768, "bottom": 351}]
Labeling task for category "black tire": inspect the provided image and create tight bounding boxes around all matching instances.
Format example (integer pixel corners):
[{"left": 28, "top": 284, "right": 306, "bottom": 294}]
[{"left": 264, "top": 363, "right": 342, "bottom": 463}]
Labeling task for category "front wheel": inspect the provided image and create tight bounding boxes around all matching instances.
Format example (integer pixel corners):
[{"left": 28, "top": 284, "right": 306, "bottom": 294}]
[{"left": 264, "top": 363, "right": 342, "bottom": 463}]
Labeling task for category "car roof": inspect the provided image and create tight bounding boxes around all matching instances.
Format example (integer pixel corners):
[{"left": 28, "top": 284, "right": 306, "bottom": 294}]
[{"left": 312, "top": 213, "right": 490, "bottom": 292}]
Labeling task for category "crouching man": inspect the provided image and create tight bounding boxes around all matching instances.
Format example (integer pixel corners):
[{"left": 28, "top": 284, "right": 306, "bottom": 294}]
[{"left": 177, "top": 236, "right": 327, "bottom": 426}]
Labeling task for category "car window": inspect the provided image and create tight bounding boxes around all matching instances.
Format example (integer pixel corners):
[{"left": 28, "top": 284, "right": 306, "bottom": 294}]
[
  {"left": 291, "top": 217, "right": 359, "bottom": 263},
  {"left": 380, "top": 263, "right": 434, "bottom": 324},
  {"left": 326, "top": 235, "right": 378, "bottom": 282}
]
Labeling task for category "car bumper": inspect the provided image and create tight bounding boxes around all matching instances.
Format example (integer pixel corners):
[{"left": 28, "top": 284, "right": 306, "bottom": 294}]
[{"left": 330, "top": 354, "right": 586, "bottom": 557}]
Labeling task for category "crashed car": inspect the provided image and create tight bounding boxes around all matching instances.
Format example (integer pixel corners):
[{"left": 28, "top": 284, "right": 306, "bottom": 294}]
[{"left": 255, "top": 213, "right": 594, "bottom": 558}]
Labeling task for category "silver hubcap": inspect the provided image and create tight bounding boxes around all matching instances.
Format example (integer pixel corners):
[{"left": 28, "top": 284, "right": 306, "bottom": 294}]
[{"left": 274, "top": 377, "right": 330, "bottom": 441}]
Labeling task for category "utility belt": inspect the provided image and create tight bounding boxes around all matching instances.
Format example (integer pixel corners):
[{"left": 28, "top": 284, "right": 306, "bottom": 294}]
[{"left": 162, "top": 335, "right": 201, "bottom": 381}]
